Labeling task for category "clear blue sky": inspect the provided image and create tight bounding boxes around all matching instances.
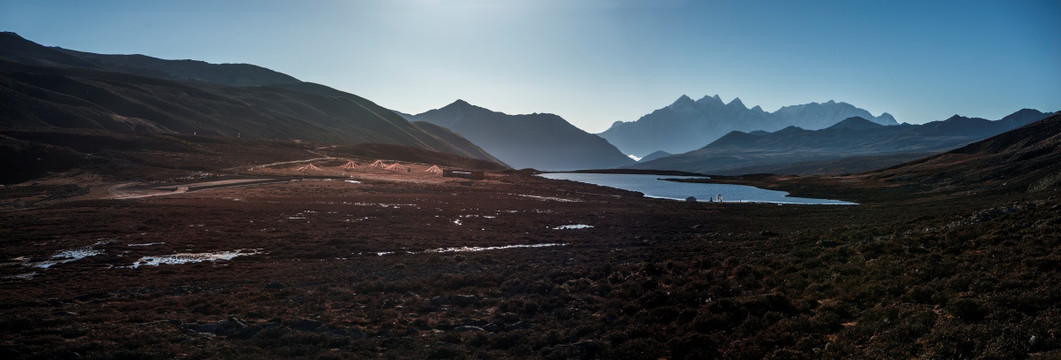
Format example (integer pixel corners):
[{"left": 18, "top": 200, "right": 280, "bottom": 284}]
[{"left": 2, "top": 0, "right": 1058, "bottom": 132}]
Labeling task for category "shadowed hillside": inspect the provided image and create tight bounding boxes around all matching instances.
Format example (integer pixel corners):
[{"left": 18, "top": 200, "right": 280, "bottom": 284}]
[
  {"left": 0, "top": 32, "right": 502, "bottom": 165},
  {"left": 868, "top": 112, "right": 1061, "bottom": 193},
  {"left": 0, "top": 128, "right": 508, "bottom": 185},
  {"left": 406, "top": 100, "right": 633, "bottom": 171}
]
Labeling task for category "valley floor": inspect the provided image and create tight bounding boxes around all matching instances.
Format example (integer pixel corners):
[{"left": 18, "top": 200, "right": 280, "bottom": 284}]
[{"left": 1, "top": 169, "right": 1059, "bottom": 359}]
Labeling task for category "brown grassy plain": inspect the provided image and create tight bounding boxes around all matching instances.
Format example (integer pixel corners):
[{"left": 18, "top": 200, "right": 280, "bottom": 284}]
[{"left": 1, "top": 127, "right": 1060, "bottom": 359}]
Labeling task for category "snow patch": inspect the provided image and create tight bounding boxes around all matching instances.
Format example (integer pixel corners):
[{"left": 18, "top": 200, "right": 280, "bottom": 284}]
[
  {"left": 363, "top": 243, "right": 567, "bottom": 256},
  {"left": 516, "top": 194, "right": 581, "bottom": 203},
  {"left": 127, "top": 242, "right": 165, "bottom": 247},
  {"left": 29, "top": 247, "right": 104, "bottom": 269},
  {"left": 552, "top": 224, "right": 594, "bottom": 230},
  {"left": 128, "top": 249, "right": 263, "bottom": 268}
]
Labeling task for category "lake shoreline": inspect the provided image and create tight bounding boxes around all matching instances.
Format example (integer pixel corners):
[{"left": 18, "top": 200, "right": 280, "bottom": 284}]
[{"left": 540, "top": 172, "right": 856, "bottom": 205}]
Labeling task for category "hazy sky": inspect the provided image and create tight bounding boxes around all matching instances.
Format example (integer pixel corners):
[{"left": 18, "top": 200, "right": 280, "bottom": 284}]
[{"left": 2, "top": 0, "right": 1059, "bottom": 132}]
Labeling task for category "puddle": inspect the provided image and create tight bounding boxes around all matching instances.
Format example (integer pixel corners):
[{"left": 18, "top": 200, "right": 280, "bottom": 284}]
[
  {"left": 127, "top": 242, "right": 165, "bottom": 247},
  {"left": 552, "top": 224, "right": 594, "bottom": 230},
  {"left": 348, "top": 202, "right": 418, "bottom": 209},
  {"left": 459, "top": 214, "right": 498, "bottom": 219},
  {"left": 29, "top": 247, "right": 104, "bottom": 269},
  {"left": 128, "top": 249, "right": 263, "bottom": 268},
  {"left": 516, "top": 194, "right": 581, "bottom": 203},
  {"left": 424, "top": 243, "right": 568, "bottom": 253},
  {"left": 364, "top": 243, "right": 567, "bottom": 256},
  {"left": 5, "top": 272, "right": 37, "bottom": 280}
]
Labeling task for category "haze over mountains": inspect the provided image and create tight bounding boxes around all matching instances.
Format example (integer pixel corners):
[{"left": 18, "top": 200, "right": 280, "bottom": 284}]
[
  {"left": 401, "top": 100, "right": 634, "bottom": 171},
  {"left": 2, "top": 32, "right": 1056, "bottom": 177},
  {"left": 599, "top": 95, "right": 898, "bottom": 157},
  {"left": 630, "top": 109, "right": 1054, "bottom": 175},
  {"left": 0, "top": 32, "right": 502, "bottom": 165}
]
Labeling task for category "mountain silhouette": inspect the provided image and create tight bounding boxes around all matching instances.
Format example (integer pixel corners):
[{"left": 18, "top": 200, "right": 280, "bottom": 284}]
[
  {"left": 630, "top": 109, "right": 1053, "bottom": 175},
  {"left": 868, "top": 112, "right": 1061, "bottom": 192},
  {"left": 0, "top": 32, "right": 501, "bottom": 164},
  {"left": 638, "top": 150, "right": 672, "bottom": 163},
  {"left": 404, "top": 100, "right": 634, "bottom": 170},
  {"left": 599, "top": 95, "right": 897, "bottom": 157}
]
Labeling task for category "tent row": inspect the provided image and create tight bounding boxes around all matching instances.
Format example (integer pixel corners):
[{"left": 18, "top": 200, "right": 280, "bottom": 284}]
[{"left": 289, "top": 160, "right": 444, "bottom": 174}]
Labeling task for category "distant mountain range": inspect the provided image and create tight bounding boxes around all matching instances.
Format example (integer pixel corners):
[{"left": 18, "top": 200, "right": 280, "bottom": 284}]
[
  {"left": 599, "top": 95, "right": 897, "bottom": 157},
  {"left": 868, "top": 112, "right": 1061, "bottom": 193},
  {"left": 628, "top": 109, "right": 1054, "bottom": 175},
  {"left": 401, "top": 100, "right": 634, "bottom": 170},
  {"left": 0, "top": 32, "right": 502, "bottom": 165}
]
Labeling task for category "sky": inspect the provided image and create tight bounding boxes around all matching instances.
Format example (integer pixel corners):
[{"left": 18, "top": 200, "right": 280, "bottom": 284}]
[{"left": 2, "top": 0, "right": 1059, "bottom": 132}]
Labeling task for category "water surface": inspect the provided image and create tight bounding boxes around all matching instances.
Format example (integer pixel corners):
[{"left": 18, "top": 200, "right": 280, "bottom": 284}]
[{"left": 540, "top": 173, "right": 855, "bottom": 205}]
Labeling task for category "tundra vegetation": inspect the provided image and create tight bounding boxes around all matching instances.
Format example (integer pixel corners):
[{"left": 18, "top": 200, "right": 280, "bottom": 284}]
[{"left": 1, "top": 118, "right": 1060, "bottom": 359}]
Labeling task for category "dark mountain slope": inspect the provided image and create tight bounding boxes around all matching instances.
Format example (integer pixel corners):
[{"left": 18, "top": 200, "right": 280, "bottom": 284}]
[
  {"left": 409, "top": 121, "right": 507, "bottom": 166},
  {"left": 868, "top": 113, "right": 1061, "bottom": 192},
  {"left": 406, "top": 100, "right": 634, "bottom": 170},
  {"left": 0, "top": 33, "right": 501, "bottom": 164},
  {"left": 0, "top": 32, "right": 97, "bottom": 68},
  {"left": 0, "top": 31, "right": 299, "bottom": 87},
  {"left": 630, "top": 110, "right": 1053, "bottom": 175},
  {"left": 0, "top": 128, "right": 508, "bottom": 185}
]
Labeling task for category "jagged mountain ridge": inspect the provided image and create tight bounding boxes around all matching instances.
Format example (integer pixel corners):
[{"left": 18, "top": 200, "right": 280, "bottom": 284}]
[
  {"left": 629, "top": 109, "right": 1053, "bottom": 175},
  {"left": 599, "top": 94, "right": 897, "bottom": 156},
  {"left": 0, "top": 32, "right": 502, "bottom": 164},
  {"left": 403, "top": 100, "right": 635, "bottom": 170}
]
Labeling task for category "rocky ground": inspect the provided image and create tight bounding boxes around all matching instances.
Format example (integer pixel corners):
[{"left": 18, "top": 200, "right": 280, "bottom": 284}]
[{"left": 1, "top": 158, "right": 1060, "bottom": 359}]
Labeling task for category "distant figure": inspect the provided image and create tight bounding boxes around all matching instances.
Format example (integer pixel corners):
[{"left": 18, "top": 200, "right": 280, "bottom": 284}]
[{"left": 717, "top": 194, "right": 723, "bottom": 202}]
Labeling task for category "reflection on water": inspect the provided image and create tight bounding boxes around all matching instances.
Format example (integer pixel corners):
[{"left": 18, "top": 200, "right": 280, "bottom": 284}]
[{"left": 540, "top": 173, "right": 855, "bottom": 205}]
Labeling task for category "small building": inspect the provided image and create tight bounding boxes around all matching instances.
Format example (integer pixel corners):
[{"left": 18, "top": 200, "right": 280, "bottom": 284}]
[{"left": 442, "top": 169, "right": 486, "bottom": 180}]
